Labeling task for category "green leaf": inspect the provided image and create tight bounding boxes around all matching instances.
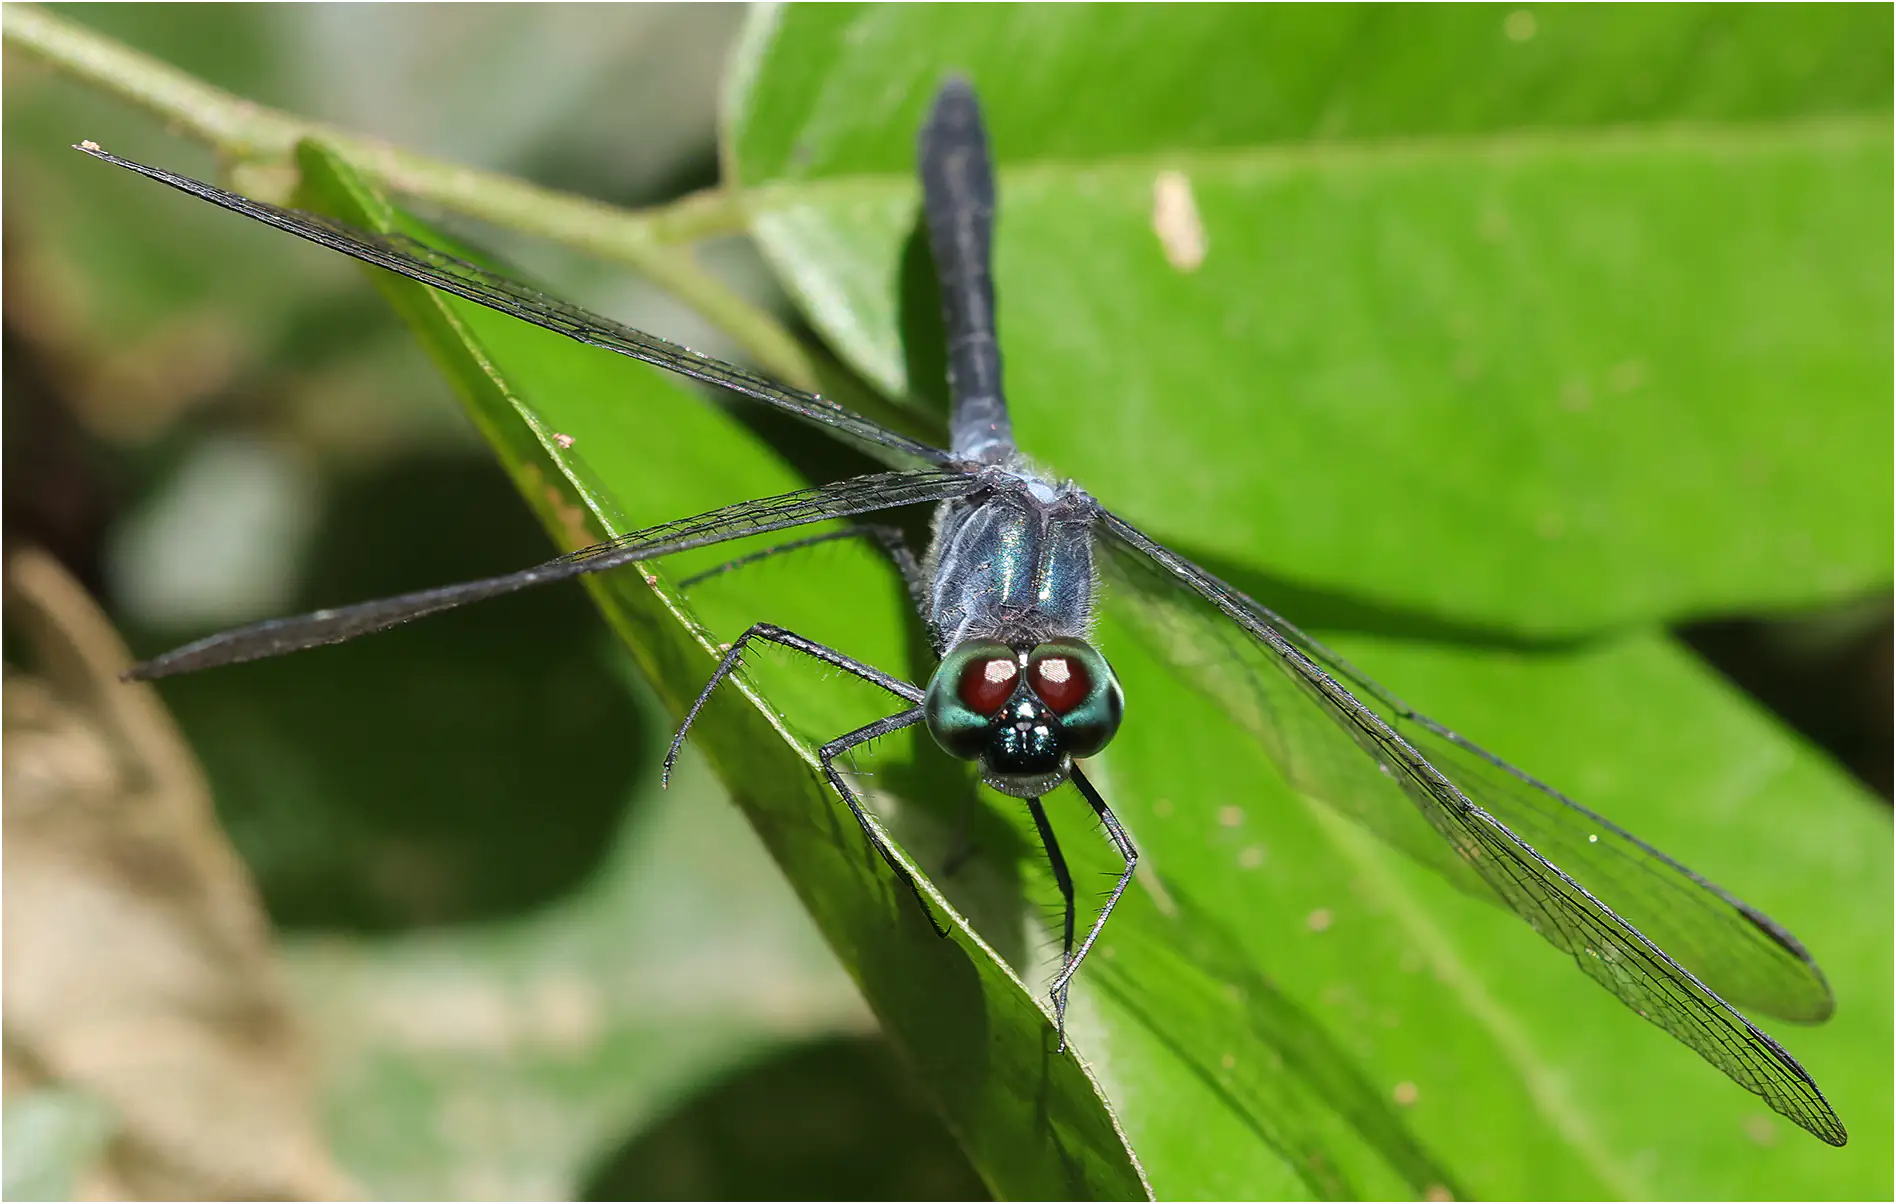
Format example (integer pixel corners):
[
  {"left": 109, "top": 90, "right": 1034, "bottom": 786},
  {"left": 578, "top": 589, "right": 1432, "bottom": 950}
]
[
  {"left": 1086, "top": 618, "right": 1890, "bottom": 1197},
  {"left": 702, "top": 9, "right": 1890, "bottom": 1195},
  {"left": 727, "top": 4, "right": 1892, "bottom": 635},
  {"left": 288, "top": 141, "right": 1148, "bottom": 1201}
]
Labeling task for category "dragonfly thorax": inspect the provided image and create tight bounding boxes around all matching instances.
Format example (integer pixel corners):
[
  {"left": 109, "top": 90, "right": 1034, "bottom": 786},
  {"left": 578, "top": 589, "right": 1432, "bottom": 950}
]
[
  {"left": 924, "top": 470, "right": 1099, "bottom": 651},
  {"left": 923, "top": 637, "right": 1124, "bottom": 799}
]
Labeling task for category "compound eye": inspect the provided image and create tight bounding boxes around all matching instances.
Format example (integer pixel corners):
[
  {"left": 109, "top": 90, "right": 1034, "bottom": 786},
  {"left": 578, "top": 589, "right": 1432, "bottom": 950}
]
[
  {"left": 957, "top": 654, "right": 1019, "bottom": 715},
  {"left": 1028, "top": 650, "right": 1093, "bottom": 714}
]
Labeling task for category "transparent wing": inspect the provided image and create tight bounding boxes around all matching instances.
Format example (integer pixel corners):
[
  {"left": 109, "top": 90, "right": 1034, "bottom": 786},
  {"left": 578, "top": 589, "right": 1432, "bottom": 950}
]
[
  {"left": 1095, "top": 509, "right": 1845, "bottom": 1146},
  {"left": 75, "top": 144, "right": 952, "bottom": 470},
  {"left": 129, "top": 470, "right": 979, "bottom": 680}
]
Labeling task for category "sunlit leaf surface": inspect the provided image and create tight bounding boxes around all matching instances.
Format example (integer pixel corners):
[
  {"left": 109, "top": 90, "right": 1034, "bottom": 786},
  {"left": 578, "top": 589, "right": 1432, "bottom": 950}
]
[{"left": 730, "top": 4, "right": 1891, "bottom": 636}]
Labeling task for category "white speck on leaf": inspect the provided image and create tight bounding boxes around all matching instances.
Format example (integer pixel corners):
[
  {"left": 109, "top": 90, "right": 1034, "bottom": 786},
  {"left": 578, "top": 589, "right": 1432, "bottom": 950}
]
[
  {"left": 1479, "top": 206, "right": 1510, "bottom": 242},
  {"left": 1743, "top": 1114, "right": 1779, "bottom": 1146},
  {"left": 1608, "top": 359, "right": 1647, "bottom": 393},
  {"left": 1151, "top": 169, "right": 1208, "bottom": 272}
]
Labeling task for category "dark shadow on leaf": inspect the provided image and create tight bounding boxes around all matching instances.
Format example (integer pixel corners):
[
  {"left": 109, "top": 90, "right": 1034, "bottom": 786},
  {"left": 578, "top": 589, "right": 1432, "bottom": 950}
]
[
  {"left": 874, "top": 742, "right": 1034, "bottom": 977},
  {"left": 1091, "top": 880, "right": 1465, "bottom": 1202},
  {"left": 897, "top": 215, "right": 954, "bottom": 428},
  {"left": 1167, "top": 543, "right": 1598, "bottom": 653},
  {"left": 140, "top": 453, "right": 649, "bottom": 932},
  {"left": 1680, "top": 596, "right": 1893, "bottom": 802},
  {"left": 581, "top": 1035, "right": 989, "bottom": 1201}
]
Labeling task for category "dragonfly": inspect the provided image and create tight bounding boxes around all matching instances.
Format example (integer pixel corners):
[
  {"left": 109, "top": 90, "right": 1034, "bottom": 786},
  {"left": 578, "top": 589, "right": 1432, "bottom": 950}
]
[{"left": 81, "top": 78, "right": 1844, "bottom": 1146}]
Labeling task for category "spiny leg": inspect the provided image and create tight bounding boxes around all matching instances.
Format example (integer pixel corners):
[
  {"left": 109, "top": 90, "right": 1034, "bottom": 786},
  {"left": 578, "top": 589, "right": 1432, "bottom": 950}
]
[
  {"left": 676, "top": 531, "right": 976, "bottom": 876},
  {"left": 1025, "top": 796, "right": 1077, "bottom": 1033},
  {"left": 1046, "top": 766, "right": 1138, "bottom": 1047},
  {"left": 819, "top": 709, "right": 951, "bottom": 936},
  {"left": 677, "top": 523, "right": 929, "bottom": 615},
  {"left": 664, "top": 621, "right": 924, "bottom": 785},
  {"left": 661, "top": 622, "right": 944, "bottom": 934}
]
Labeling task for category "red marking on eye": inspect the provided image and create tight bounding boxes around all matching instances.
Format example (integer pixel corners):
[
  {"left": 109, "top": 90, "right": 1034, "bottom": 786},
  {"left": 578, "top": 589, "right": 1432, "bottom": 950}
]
[
  {"left": 1030, "top": 653, "right": 1091, "bottom": 714},
  {"left": 957, "top": 656, "right": 1018, "bottom": 715}
]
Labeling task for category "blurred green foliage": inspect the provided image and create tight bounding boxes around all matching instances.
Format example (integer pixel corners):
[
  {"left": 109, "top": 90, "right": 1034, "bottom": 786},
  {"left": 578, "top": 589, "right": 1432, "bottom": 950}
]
[
  {"left": 3, "top": 1089, "right": 117, "bottom": 1202},
  {"left": 4, "top": 4, "right": 1889, "bottom": 1200},
  {"left": 581, "top": 1037, "right": 989, "bottom": 1200}
]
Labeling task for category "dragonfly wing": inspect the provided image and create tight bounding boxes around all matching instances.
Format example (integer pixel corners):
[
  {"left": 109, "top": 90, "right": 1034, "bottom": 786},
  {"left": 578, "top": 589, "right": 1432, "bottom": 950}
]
[
  {"left": 1377, "top": 712, "right": 1834, "bottom": 1022},
  {"left": 130, "top": 469, "right": 979, "bottom": 680},
  {"left": 1095, "top": 509, "right": 1845, "bottom": 1146},
  {"left": 76, "top": 144, "right": 953, "bottom": 470},
  {"left": 1097, "top": 514, "right": 1832, "bottom": 1023}
]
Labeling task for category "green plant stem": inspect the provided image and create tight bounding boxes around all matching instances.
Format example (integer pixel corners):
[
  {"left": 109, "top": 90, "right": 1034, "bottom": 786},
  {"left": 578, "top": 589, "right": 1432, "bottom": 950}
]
[{"left": 2, "top": 2, "right": 828, "bottom": 393}]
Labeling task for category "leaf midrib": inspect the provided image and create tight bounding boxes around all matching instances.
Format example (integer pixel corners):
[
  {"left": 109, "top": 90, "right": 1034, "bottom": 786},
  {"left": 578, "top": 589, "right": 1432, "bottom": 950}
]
[{"left": 739, "top": 113, "right": 1889, "bottom": 206}]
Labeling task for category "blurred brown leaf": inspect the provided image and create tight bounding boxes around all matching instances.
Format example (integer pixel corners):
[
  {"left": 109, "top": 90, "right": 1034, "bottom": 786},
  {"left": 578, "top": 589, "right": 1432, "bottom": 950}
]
[{"left": 3, "top": 547, "right": 350, "bottom": 1200}]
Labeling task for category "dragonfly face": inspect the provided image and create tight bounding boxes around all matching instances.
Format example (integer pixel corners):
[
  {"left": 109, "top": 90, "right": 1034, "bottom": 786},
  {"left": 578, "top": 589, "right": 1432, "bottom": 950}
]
[{"left": 923, "top": 637, "right": 1124, "bottom": 798}]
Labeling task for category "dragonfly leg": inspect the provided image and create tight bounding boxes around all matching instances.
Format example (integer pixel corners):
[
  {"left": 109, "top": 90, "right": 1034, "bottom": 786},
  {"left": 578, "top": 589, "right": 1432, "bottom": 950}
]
[
  {"left": 1047, "top": 766, "right": 1138, "bottom": 1049},
  {"left": 676, "top": 523, "right": 929, "bottom": 615},
  {"left": 661, "top": 622, "right": 946, "bottom": 936},
  {"left": 663, "top": 621, "right": 924, "bottom": 785},
  {"left": 819, "top": 709, "right": 951, "bottom": 937},
  {"left": 1025, "top": 796, "right": 1077, "bottom": 1037}
]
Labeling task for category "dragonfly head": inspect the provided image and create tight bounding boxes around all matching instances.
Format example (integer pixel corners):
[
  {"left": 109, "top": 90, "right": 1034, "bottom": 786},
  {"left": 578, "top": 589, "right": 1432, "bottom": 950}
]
[{"left": 923, "top": 637, "right": 1124, "bottom": 798}]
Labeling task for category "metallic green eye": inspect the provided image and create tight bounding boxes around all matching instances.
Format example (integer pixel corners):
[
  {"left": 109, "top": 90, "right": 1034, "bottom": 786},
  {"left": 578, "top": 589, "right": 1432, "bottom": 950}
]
[
  {"left": 924, "top": 639, "right": 1016, "bottom": 761},
  {"left": 1028, "top": 640, "right": 1122, "bottom": 759}
]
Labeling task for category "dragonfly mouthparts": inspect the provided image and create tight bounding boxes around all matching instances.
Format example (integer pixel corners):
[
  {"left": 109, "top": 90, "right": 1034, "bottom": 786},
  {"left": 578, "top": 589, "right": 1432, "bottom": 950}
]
[{"left": 983, "top": 765, "right": 1071, "bottom": 800}]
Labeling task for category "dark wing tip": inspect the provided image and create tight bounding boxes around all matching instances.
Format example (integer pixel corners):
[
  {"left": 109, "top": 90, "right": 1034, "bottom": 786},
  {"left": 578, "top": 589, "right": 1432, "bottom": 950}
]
[{"left": 1736, "top": 903, "right": 1837, "bottom": 1023}]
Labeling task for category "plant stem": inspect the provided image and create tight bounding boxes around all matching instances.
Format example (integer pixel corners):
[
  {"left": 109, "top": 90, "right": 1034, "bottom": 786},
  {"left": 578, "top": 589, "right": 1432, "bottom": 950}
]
[{"left": 2, "top": 2, "right": 829, "bottom": 392}]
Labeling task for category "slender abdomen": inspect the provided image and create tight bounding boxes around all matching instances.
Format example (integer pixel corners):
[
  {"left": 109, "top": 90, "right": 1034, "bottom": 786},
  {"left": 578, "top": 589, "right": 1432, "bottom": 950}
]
[{"left": 920, "top": 78, "right": 1014, "bottom": 463}]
